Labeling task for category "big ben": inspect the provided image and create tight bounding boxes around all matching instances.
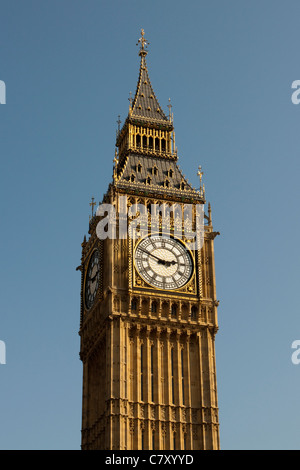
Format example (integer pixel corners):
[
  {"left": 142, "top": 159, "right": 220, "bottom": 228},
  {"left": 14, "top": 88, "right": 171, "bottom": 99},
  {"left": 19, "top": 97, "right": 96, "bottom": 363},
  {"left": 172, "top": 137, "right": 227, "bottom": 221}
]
[{"left": 78, "top": 30, "right": 220, "bottom": 450}]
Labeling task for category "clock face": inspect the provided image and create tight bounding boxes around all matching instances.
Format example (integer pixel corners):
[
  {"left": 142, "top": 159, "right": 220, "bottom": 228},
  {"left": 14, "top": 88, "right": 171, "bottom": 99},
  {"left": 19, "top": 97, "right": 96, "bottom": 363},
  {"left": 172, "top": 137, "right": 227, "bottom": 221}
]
[
  {"left": 85, "top": 250, "right": 100, "bottom": 309},
  {"left": 134, "top": 235, "right": 193, "bottom": 290}
]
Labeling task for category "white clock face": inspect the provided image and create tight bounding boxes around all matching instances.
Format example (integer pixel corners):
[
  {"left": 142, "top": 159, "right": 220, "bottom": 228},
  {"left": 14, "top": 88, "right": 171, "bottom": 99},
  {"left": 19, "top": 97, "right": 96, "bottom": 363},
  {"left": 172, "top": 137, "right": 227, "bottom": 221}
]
[{"left": 134, "top": 235, "right": 193, "bottom": 290}]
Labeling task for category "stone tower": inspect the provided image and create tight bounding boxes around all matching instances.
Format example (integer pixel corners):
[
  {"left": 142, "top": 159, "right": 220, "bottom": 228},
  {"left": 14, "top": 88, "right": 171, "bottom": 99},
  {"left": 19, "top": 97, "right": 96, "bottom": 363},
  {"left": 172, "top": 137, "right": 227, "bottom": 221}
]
[{"left": 78, "top": 30, "right": 220, "bottom": 450}]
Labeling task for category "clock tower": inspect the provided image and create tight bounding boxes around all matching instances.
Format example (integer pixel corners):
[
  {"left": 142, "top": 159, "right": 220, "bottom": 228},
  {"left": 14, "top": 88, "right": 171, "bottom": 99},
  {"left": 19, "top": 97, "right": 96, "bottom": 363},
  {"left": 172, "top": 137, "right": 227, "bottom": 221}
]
[{"left": 78, "top": 30, "right": 220, "bottom": 450}]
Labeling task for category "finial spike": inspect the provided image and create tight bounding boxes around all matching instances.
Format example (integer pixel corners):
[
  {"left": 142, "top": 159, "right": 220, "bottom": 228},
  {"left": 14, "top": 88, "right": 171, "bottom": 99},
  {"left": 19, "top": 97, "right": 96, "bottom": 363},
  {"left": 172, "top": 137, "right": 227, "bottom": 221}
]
[
  {"left": 168, "top": 98, "right": 173, "bottom": 122},
  {"left": 137, "top": 28, "right": 149, "bottom": 56},
  {"left": 197, "top": 165, "right": 204, "bottom": 197},
  {"left": 89, "top": 197, "right": 96, "bottom": 218}
]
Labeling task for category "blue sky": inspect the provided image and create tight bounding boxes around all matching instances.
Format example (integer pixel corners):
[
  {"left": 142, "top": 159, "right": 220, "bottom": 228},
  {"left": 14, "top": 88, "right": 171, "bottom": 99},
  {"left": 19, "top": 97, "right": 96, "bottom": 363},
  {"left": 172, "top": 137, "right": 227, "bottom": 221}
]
[{"left": 0, "top": 0, "right": 300, "bottom": 449}]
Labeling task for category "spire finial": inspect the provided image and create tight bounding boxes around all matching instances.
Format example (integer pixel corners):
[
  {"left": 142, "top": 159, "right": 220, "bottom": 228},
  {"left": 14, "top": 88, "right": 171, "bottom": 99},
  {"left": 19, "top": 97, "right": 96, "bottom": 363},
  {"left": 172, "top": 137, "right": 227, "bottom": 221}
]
[
  {"left": 137, "top": 28, "right": 149, "bottom": 56},
  {"left": 89, "top": 197, "right": 96, "bottom": 219},
  {"left": 168, "top": 98, "right": 173, "bottom": 122},
  {"left": 197, "top": 165, "right": 205, "bottom": 197}
]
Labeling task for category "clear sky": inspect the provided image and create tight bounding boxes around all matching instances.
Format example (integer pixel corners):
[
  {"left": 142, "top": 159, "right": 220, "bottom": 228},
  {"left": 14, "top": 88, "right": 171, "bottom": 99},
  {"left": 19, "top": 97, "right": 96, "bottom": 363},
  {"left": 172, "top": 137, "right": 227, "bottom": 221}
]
[{"left": 0, "top": 0, "right": 300, "bottom": 450}]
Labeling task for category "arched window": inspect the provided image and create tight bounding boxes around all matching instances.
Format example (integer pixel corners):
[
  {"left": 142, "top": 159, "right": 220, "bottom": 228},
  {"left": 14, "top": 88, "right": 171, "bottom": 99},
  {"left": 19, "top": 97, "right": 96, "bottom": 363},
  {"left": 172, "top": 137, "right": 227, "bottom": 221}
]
[
  {"left": 171, "top": 304, "right": 177, "bottom": 317},
  {"left": 191, "top": 305, "right": 197, "bottom": 320},
  {"left": 136, "top": 134, "right": 141, "bottom": 147},
  {"left": 131, "top": 298, "right": 137, "bottom": 311}
]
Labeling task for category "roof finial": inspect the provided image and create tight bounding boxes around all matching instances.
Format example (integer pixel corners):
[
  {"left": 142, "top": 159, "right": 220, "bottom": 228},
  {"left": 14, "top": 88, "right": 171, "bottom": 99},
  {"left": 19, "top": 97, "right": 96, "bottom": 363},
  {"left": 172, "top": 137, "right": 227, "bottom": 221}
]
[
  {"left": 197, "top": 165, "right": 205, "bottom": 197},
  {"left": 168, "top": 98, "right": 173, "bottom": 122},
  {"left": 116, "top": 115, "right": 121, "bottom": 137},
  {"left": 137, "top": 28, "right": 149, "bottom": 57},
  {"left": 89, "top": 197, "right": 96, "bottom": 219}
]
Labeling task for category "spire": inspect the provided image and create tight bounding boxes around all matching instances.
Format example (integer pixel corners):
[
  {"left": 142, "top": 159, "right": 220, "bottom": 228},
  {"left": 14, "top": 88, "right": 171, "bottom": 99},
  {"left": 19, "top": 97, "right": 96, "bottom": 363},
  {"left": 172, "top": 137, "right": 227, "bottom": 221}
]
[{"left": 130, "top": 29, "right": 168, "bottom": 123}]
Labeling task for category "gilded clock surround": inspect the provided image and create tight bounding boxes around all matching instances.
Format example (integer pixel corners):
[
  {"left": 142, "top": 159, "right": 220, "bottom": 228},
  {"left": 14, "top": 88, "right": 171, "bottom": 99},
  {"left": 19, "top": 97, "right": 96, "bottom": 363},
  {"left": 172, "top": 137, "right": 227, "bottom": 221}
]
[{"left": 78, "top": 30, "right": 220, "bottom": 451}]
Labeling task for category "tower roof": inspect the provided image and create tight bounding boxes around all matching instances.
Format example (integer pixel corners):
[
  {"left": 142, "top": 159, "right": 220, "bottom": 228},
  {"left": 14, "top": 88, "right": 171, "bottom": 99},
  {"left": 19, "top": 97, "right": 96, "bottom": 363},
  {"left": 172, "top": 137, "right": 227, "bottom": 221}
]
[{"left": 129, "top": 29, "right": 169, "bottom": 124}]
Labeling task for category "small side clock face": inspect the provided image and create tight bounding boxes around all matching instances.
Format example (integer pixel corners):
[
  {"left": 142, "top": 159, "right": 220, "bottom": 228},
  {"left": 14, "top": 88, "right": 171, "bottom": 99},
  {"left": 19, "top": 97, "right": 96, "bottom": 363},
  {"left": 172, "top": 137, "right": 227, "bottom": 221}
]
[
  {"left": 85, "top": 250, "right": 100, "bottom": 309},
  {"left": 134, "top": 235, "right": 193, "bottom": 290}
]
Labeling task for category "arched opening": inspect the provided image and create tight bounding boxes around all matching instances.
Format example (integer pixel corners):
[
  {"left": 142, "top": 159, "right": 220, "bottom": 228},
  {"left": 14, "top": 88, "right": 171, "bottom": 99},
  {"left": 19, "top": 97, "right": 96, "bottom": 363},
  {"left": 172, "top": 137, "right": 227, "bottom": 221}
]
[
  {"left": 131, "top": 298, "right": 137, "bottom": 311},
  {"left": 151, "top": 301, "right": 157, "bottom": 314},
  {"left": 191, "top": 305, "right": 197, "bottom": 320},
  {"left": 171, "top": 304, "right": 177, "bottom": 318}
]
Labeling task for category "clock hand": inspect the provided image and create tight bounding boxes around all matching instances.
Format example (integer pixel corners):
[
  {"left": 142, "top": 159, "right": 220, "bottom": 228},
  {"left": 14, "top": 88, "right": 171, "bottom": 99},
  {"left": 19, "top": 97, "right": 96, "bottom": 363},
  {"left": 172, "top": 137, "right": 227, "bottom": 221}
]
[{"left": 139, "top": 247, "right": 166, "bottom": 264}]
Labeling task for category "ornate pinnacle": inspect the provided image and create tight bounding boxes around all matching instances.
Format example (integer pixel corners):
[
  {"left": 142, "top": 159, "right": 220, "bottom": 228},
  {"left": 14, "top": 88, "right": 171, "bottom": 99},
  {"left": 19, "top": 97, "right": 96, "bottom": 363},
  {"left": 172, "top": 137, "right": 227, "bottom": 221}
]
[
  {"left": 168, "top": 98, "right": 173, "bottom": 122},
  {"left": 89, "top": 197, "right": 96, "bottom": 218},
  {"left": 197, "top": 165, "right": 205, "bottom": 197},
  {"left": 137, "top": 28, "right": 149, "bottom": 56}
]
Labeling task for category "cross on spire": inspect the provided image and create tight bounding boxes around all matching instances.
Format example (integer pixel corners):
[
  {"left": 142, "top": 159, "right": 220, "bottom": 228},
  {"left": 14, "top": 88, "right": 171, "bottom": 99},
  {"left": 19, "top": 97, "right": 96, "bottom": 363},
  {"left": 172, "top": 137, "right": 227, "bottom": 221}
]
[{"left": 137, "top": 28, "right": 149, "bottom": 56}]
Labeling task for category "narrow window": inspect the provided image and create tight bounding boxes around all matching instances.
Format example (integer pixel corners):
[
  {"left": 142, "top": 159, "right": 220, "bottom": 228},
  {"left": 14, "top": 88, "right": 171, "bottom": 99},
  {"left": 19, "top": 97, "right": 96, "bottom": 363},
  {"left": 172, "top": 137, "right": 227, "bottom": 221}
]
[
  {"left": 141, "top": 344, "right": 144, "bottom": 401},
  {"left": 152, "top": 431, "right": 155, "bottom": 450},
  {"left": 191, "top": 305, "right": 197, "bottom": 320},
  {"left": 151, "top": 301, "right": 157, "bottom": 313},
  {"left": 161, "top": 138, "right": 166, "bottom": 152},
  {"left": 143, "top": 135, "right": 147, "bottom": 148},
  {"left": 171, "top": 304, "right": 177, "bottom": 317},
  {"left": 151, "top": 345, "right": 154, "bottom": 402},
  {"left": 131, "top": 299, "right": 137, "bottom": 311},
  {"left": 181, "top": 348, "right": 185, "bottom": 405},
  {"left": 137, "top": 163, "right": 142, "bottom": 173},
  {"left": 136, "top": 134, "right": 141, "bottom": 147},
  {"left": 171, "top": 348, "right": 175, "bottom": 404},
  {"left": 173, "top": 433, "right": 176, "bottom": 450}
]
